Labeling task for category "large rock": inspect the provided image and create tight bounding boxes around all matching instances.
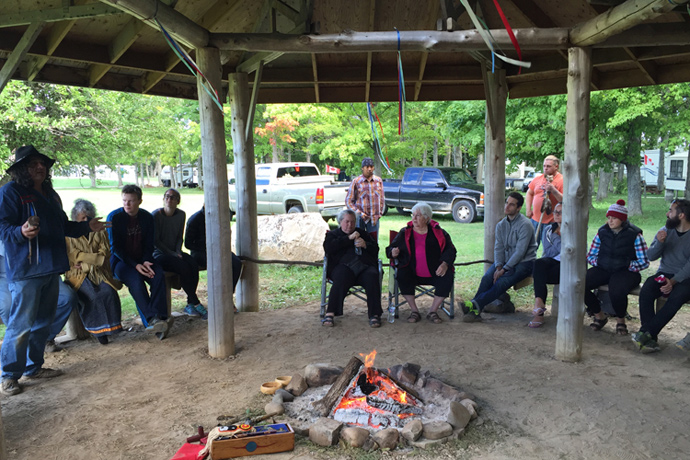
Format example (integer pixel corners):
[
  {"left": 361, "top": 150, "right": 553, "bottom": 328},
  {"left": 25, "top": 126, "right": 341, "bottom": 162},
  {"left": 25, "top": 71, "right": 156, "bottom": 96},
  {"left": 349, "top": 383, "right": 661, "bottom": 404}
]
[
  {"left": 422, "top": 421, "right": 453, "bottom": 440},
  {"left": 309, "top": 417, "right": 343, "bottom": 446},
  {"left": 233, "top": 213, "right": 329, "bottom": 262},
  {"left": 372, "top": 428, "right": 399, "bottom": 450},
  {"left": 304, "top": 363, "right": 343, "bottom": 387},
  {"left": 446, "top": 401, "right": 471, "bottom": 429},
  {"left": 340, "top": 427, "right": 370, "bottom": 448},
  {"left": 401, "top": 419, "right": 423, "bottom": 442},
  {"left": 264, "top": 401, "right": 284, "bottom": 416},
  {"left": 285, "top": 373, "right": 308, "bottom": 396}
]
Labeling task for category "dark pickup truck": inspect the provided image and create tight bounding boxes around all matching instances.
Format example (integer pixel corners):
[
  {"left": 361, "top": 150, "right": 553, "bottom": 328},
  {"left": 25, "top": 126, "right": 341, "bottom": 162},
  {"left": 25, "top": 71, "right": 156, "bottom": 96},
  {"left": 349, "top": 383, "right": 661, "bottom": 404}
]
[{"left": 383, "top": 167, "right": 484, "bottom": 223}]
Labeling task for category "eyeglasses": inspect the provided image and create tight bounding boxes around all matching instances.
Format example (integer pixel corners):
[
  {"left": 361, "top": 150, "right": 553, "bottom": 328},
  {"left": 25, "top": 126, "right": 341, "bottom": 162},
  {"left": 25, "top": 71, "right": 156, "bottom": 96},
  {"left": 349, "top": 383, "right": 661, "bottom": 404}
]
[{"left": 553, "top": 211, "right": 562, "bottom": 215}]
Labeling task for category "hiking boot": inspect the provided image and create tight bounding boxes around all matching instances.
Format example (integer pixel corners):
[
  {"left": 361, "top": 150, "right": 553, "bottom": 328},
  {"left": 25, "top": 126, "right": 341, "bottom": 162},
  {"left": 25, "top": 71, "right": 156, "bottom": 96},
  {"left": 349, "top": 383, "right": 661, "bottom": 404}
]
[
  {"left": 1, "top": 379, "right": 21, "bottom": 396},
  {"left": 640, "top": 339, "right": 661, "bottom": 354},
  {"left": 675, "top": 333, "right": 690, "bottom": 352},
  {"left": 194, "top": 304, "right": 208, "bottom": 320},
  {"left": 184, "top": 305, "right": 200, "bottom": 317},
  {"left": 24, "top": 367, "right": 63, "bottom": 380},
  {"left": 631, "top": 331, "right": 652, "bottom": 349},
  {"left": 146, "top": 318, "right": 168, "bottom": 335},
  {"left": 483, "top": 300, "right": 516, "bottom": 314},
  {"left": 462, "top": 301, "right": 482, "bottom": 323},
  {"left": 45, "top": 340, "right": 63, "bottom": 353}
]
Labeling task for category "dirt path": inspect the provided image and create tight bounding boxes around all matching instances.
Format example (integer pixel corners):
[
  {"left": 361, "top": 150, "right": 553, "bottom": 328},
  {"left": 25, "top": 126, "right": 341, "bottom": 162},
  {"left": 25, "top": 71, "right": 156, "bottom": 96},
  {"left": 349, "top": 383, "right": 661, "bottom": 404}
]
[{"left": 2, "top": 297, "right": 689, "bottom": 460}]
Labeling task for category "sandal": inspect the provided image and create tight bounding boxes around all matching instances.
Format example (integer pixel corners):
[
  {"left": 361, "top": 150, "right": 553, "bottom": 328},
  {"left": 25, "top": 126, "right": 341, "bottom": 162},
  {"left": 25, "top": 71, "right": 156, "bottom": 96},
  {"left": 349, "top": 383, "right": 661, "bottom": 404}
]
[
  {"left": 407, "top": 311, "right": 421, "bottom": 323},
  {"left": 321, "top": 315, "right": 334, "bottom": 327},
  {"left": 616, "top": 323, "right": 628, "bottom": 336},
  {"left": 426, "top": 311, "right": 443, "bottom": 324},
  {"left": 529, "top": 307, "right": 546, "bottom": 328},
  {"left": 369, "top": 316, "right": 381, "bottom": 328},
  {"left": 590, "top": 317, "right": 608, "bottom": 331}
]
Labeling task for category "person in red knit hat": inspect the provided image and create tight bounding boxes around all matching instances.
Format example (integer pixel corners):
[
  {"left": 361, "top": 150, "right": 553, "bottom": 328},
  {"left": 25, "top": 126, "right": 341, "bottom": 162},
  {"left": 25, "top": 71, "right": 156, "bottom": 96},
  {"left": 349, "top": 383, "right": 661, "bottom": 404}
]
[{"left": 584, "top": 200, "right": 650, "bottom": 335}]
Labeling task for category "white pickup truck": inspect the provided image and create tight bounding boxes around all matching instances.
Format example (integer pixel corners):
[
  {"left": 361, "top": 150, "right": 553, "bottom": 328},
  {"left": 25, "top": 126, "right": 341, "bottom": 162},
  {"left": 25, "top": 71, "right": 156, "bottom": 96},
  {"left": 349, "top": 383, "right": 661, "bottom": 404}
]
[{"left": 228, "top": 162, "right": 349, "bottom": 220}]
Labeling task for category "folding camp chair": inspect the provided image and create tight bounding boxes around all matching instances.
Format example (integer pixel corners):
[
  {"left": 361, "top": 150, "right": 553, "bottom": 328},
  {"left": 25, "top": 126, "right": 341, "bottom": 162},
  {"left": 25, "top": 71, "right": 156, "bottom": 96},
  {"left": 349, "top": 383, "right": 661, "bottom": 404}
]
[
  {"left": 320, "top": 255, "right": 384, "bottom": 317},
  {"left": 387, "top": 230, "right": 455, "bottom": 319}
]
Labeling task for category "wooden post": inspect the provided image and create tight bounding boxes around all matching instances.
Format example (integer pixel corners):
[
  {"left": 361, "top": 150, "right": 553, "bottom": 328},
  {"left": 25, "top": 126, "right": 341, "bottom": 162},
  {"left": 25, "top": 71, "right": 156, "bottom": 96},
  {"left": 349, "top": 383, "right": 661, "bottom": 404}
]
[
  {"left": 556, "top": 47, "right": 592, "bottom": 362},
  {"left": 0, "top": 403, "right": 6, "bottom": 460},
  {"left": 482, "top": 69, "right": 507, "bottom": 270},
  {"left": 197, "top": 47, "right": 234, "bottom": 358},
  {"left": 229, "top": 73, "right": 260, "bottom": 312}
]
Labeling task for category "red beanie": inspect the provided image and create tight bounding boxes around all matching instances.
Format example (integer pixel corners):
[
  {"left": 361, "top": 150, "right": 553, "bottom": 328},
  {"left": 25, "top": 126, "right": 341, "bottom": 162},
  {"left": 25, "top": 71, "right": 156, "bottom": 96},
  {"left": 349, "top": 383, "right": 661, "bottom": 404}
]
[{"left": 606, "top": 199, "right": 628, "bottom": 221}]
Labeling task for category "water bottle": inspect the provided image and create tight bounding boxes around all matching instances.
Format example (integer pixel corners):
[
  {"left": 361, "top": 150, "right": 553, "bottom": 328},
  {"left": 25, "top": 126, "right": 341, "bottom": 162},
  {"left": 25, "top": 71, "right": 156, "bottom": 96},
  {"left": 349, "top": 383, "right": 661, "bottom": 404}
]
[
  {"left": 388, "top": 305, "right": 396, "bottom": 323},
  {"left": 655, "top": 274, "right": 669, "bottom": 298},
  {"left": 355, "top": 246, "right": 362, "bottom": 256}
]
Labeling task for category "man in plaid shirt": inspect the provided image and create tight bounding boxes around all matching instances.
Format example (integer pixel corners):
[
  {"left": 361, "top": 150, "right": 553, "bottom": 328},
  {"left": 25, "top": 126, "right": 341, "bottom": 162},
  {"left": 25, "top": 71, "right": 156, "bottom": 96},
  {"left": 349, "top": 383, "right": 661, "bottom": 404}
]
[{"left": 346, "top": 157, "right": 384, "bottom": 241}]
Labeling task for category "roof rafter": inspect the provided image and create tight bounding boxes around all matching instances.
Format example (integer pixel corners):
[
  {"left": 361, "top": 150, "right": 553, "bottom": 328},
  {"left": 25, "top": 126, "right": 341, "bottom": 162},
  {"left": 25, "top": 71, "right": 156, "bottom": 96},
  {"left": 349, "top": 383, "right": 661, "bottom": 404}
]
[
  {"left": 0, "top": 3, "right": 121, "bottom": 28},
  {"left": 0, "top": 22, "right": 45, "bottom": 93}
]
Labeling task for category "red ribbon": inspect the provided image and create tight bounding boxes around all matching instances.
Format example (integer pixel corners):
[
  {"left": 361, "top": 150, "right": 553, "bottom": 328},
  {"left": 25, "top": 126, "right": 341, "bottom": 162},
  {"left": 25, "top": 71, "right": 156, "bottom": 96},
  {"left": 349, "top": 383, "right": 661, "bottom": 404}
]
[{"left": 492, "top": 0, "right": 523, "bottom": 74}]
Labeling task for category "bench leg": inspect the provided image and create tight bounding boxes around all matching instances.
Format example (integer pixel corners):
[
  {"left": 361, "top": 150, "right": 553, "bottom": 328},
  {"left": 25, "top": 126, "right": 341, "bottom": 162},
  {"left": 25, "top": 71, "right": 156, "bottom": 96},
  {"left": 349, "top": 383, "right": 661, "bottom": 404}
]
[{"left": 551, "top": 284, "right": 559, "bottom": 318}]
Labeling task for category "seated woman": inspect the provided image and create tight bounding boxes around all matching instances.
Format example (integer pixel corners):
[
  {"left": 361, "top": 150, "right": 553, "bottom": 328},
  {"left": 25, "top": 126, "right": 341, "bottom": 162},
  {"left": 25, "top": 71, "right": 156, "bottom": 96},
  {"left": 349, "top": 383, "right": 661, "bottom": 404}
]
[
  {"left": 64, "top": 199, "right": 123, "bottom": 345},
  {"left": 585, "top": 200, "right": 649, "bottom": 335},
  {"left": 529, "top": 202, "right": 562, "bottom": 328},
  {"left": 386, "top": 202, "right": 456, "bottom": 324},
  {"left": 323, "top": 209, "right": 382, "bottom": 328}
]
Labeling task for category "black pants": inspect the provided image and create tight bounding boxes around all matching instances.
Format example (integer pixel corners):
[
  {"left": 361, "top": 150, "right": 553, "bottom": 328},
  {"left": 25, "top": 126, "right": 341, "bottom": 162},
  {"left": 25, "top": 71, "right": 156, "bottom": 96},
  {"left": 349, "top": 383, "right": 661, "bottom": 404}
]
[
  {"left": 396, "top": 264, "right": 454, "bottom": 298},
  {"left": 190, "top": 250, "right": 242, "bottom": 292},
  {"left": 639, "top": 273, "right": 690, "bottom": 339},
  {"left": 327, "top": 264, "right": 382, "bottom": 319},
  {"left": 584, "top": 266, "right": 640, "bottom": 318},
  {"left": 533, "top": 258, "right": 560, "bottom": 302},
  {"left": 154, "top": 253, "right": 200, "bottom": 306}
]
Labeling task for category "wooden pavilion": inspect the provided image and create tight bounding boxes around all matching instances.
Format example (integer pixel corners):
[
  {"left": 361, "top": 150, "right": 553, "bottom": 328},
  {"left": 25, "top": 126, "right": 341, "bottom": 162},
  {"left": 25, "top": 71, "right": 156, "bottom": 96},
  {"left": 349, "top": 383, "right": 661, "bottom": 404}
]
[{"left": 2, "top": 0, "right": 690, "bottom": 367}]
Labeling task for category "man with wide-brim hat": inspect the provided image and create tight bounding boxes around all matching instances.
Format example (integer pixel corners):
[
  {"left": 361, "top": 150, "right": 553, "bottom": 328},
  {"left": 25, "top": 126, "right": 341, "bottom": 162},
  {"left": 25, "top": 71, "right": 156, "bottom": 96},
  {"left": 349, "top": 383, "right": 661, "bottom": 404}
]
[{"left": 0, "top": 145, "right": 107, "bottom": 396}]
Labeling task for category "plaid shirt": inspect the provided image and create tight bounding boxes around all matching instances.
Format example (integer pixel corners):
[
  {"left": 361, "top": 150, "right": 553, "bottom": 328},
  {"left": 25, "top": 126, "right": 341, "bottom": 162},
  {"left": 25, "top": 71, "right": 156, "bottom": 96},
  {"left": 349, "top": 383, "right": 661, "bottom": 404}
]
[
  {"left": 346, "top": 174, "right": 384, "bottom": 222},
  {"left": 587, "top": 233, "right": 650, "bottom": 272}
]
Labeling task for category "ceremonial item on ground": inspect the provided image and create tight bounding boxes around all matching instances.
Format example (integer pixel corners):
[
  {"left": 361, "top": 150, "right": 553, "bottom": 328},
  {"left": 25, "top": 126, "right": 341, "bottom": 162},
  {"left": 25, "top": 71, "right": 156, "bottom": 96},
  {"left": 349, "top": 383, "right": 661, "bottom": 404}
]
[{"left": 209, "top": 423, "right": 294, "bottom": 459}]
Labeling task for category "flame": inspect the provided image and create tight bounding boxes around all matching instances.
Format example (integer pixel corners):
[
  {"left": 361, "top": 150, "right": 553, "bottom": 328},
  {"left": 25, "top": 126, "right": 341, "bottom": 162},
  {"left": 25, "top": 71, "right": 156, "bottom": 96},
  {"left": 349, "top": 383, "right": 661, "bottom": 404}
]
[{"left": 359, "top": 350, "right": 377, "bottom": 368}]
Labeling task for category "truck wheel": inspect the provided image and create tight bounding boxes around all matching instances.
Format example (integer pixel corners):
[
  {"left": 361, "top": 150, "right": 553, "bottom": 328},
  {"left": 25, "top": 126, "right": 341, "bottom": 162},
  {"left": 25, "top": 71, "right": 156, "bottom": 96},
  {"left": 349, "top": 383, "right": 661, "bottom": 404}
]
[
  {"left": 229, "top": 209, "right": 235, "bottom": 221},
  {"left": 396, "top": 207, "right": 408, "bottom": 215},
  {"left": 452, "top": 200, "right": 475, "bottom": 224},
  {"left": 287, "top": 205, "right": 304, "bottom": 214},
  {"left": 382, "top": 204, "right": 389, "bottom": 216}
]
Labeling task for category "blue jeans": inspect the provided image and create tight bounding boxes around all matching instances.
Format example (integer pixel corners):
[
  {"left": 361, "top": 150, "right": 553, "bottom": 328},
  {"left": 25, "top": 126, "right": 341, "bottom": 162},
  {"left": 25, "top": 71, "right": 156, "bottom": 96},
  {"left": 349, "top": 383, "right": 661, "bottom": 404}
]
[
  {"left": 1, "top": 274, "right": 60, "bottom": 380},
  {"left": 356, "top": 215, "right": 380, "bottom": 242},
  {"left": 46, "top": 282, "right": 79, "bottom": 342},
  {"left": 112, "top": 259, "right": 167, "bottom": 327},
  {"left": 473, "top": 261, "right": 535, "bottom": 310}
]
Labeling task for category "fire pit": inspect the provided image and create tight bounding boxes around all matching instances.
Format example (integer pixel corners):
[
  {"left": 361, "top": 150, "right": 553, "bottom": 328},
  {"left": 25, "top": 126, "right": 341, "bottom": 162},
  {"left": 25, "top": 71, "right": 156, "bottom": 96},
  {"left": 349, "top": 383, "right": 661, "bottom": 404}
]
[{"left": 277, "top": 351, "right": 479, "bottom": 450}]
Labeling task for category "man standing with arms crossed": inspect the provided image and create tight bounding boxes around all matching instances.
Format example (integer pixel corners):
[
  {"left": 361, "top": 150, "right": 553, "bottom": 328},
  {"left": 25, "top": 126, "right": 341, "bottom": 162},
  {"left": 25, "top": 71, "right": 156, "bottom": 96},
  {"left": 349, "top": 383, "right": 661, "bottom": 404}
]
[
  {"left": 346, "top": 157, "right": 385, "bottom": 242},
  {"left": 525, "top": 155, "right": 563, "bottom": 245}
]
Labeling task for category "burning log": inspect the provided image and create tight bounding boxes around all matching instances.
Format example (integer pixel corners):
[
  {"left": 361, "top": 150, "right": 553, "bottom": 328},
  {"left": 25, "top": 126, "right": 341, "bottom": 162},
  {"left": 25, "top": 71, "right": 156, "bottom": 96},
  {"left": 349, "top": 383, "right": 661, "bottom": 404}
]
[
  {"left": 312, "top": 356, "right": 363, "bottom": 417},
  {"left": 365, "top": 396, "right": 423, "bottom": 415},
  {"left": 378, "top": 367, "right": 423, "bottom": 402}
]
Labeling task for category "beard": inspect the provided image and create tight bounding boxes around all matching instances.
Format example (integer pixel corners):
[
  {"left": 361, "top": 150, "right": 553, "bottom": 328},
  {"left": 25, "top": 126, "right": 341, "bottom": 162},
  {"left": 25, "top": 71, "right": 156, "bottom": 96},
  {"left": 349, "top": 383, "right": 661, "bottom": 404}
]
[{"left": 666, "top": 215, "right": 681, "bottom": 229}]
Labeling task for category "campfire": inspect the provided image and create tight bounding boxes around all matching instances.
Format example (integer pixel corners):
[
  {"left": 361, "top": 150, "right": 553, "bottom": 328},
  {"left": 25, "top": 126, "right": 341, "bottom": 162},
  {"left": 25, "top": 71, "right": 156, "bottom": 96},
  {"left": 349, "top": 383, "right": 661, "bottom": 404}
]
[{"left": 331, "top": 351, "right": 422, "bottom": 428}]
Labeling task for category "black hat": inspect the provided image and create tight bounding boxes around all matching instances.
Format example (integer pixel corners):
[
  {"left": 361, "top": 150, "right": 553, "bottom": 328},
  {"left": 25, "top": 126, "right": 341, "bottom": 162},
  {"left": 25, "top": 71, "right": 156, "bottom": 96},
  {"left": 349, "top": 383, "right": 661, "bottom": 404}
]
[
  {"left": 361, "top": 157, "right": 374, "bottom": 167},
  {"left": 7, "top": 145, "right": 55, "bottom": 172}
]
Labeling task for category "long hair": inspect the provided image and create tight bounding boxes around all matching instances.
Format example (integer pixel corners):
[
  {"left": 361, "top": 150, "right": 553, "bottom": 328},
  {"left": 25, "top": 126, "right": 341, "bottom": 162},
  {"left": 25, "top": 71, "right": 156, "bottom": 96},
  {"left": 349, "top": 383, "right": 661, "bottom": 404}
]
[{"left": 9, "top": 161, "right": 53, "bottom": 191}]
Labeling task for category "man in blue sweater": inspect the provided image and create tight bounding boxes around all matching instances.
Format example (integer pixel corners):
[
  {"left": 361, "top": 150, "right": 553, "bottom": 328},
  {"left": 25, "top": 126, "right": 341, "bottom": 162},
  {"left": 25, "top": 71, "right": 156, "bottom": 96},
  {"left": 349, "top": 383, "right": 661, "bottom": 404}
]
[
  {"left": 632, "top": 199, "right": 690, "bottom": 353},
  {"left": 108, "top": 185, "right": 169, "bottom": 339},
  {"left": 462, "top": 192, "right": 537, "bottom": 322},
  {"left": 0, "top": 145, "right": 106, "bottom": 396}
]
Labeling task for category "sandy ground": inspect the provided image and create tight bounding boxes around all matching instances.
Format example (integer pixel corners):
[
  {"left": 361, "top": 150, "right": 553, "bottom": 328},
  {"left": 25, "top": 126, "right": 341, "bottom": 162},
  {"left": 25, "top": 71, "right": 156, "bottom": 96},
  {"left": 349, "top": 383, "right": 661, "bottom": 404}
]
[{"left": 1, "top": 293, "right": 690, "bottom": 460}]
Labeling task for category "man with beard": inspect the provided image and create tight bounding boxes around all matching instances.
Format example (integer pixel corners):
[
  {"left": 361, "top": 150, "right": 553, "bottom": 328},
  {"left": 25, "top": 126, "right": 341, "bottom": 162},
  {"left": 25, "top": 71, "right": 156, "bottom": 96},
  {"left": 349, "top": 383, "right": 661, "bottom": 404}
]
[{"left": 632, "top": 199, "right": 690, "bottom": 353}]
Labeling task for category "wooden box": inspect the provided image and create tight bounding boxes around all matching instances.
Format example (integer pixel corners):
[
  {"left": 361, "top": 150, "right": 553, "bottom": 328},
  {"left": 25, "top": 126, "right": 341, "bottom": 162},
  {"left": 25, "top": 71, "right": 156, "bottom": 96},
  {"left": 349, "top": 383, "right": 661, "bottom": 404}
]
[{"left": 210, "top": 424, "right": 294, "bottom": 459}]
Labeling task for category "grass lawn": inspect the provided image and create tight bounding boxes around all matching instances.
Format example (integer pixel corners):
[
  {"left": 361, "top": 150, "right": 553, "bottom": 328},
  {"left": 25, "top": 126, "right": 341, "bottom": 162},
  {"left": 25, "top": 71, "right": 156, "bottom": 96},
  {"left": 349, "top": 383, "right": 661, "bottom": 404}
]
[{"left": 0, "top": 185, "right": 677, "bottom": 339}]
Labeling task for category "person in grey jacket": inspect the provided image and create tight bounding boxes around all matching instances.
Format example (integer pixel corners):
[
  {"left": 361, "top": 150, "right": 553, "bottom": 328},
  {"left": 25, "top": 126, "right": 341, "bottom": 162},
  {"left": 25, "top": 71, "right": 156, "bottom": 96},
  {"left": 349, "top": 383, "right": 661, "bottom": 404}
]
[
  {"left": 632, "top": 199, "right": 690, "bottom": 353},
  {"left": 529, "top": 202, "right": 562, "bottom": 328},
  {"left": 462, "top": 192, "right": 537, "bottom": 322}
]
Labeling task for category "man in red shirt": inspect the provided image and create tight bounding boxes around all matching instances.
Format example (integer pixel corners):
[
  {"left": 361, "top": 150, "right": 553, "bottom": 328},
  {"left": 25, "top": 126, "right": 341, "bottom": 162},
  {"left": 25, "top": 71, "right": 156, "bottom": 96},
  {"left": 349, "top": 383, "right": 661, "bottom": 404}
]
[
  {"left": 346, "top": 157, "right": 385, "bottom": 242},
  {"left": 525, "top": 155, "right": 563, "bottom": 245}
]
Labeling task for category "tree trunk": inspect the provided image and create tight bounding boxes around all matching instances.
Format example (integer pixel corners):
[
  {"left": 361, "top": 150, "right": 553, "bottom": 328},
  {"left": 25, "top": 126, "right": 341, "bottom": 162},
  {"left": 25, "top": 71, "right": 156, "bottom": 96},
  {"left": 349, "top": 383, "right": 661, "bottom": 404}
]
[
  {"left": 626, "top": 162, "right": 643, "bottom": 215},
  {"left": 286, "top": 146, "right": 292, "bottom": 162},
  {"left": 658, "top": 133, "right": 668, "bottom": 192},
  {"left": 171, "top": 165, "right": 179, "bottom": 189},
  {"left": 198, "top": 155, "right": 204, "bottom": 190},
  {"left": 88, "top": 165, "right": 97, "bottom": 188},
  {"left": 432, "top": 131, "right": 438, "bottom": 167},
  {"left": 411, "top": 157, "right": 419, "bottom": 167},
  {"left": 155, "top": 159, "right": 163, "bottom": 186},
  {"left": 616, "top": 162, "right": 625, "bottom": 183},
  {"left": 477, "top": 153, "right": 484, "bottom": 184},
  {"left": 443, "top": 137, "right": 451, "bottom": 167},
  {"left": 271, "top": 143, "right": 280, "bottom": 162},
  {"left": 685, "top": 144, "right": 690, "bottom": 199},
  {"left": 597, "top": 168, "right": 611, "bottom": 201},
  {"left": 454, "top": 145, "right": 463, "bottom": 168},
  {"left": 116, "top": 164, "right": 123, "bottom": 187},
  {"left": 306, "top": 135, "right": 313, "bottom": 162},
  {"left": 134, "top": 164, "right": 139, "bottom": 186}
]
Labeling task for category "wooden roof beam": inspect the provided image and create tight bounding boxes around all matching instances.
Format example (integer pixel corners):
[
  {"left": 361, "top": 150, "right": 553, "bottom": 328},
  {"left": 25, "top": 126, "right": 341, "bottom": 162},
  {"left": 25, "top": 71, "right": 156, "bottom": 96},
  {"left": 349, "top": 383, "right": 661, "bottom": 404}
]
[
  {"left": 365, "top": 0, "right": 376, "bottom": 102},
  {"left": 0, "top": 3, "right": 122, "bottom": 28},
  {"left": 570, "top": 0, "right": 690, "bottom": 47},
  {"left": 212, "top": 28, "right": 571, "bottom": 52},
  {"left": 0, "top": 22, "right": 45, "bottom": 93},
  {"left": 311, "top": 53, "right": 320, "bottom": 103},
  {"left": 27, "top": 19, "right": 76, "bottom": 81},
  {"left": 413, "top": 52, "right": 428, "bottom": 101},
  {"left": 623, "top": 47, "right": 657, "bottom": 84},
  {"left": 99, "top": 0, "right": 210, "bottom": 49},
  {"left": 90, "top": 18, "right": 145, "bottom": 87}
]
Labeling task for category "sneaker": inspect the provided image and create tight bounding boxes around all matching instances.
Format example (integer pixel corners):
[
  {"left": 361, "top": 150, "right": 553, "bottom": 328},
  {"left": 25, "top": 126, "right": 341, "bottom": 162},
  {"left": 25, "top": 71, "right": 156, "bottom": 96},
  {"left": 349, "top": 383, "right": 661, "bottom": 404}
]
[
  {"left": 194, "top": 304, "right": 208, "bottom": 320},
  {"left": 640, "top": 339, "right": 661, "bottom": 354},
  {"left": 146, "top": 318, "right": 168, "bottom": 334},
  {"left": 184, "top": 305, "right": 201, "bottom": 317},
  {"left": 1, "top": 379, "right": 21, "bottom": 396},
  {"left": 483, "top": 300, "right": 516, "bottom": 314},
  {"left": 24, "top": 367, "right": 63, "bottom": 380},
  {"left": 45, "top": 340, "right": 63, "bottom": 353},
  {"left": 675, "top": 333, "right": 690, "bottom": 352},
  {"left": 631, "top": 331, "right": 652, "bottom": 349},
  {"left": 462, "top": 301, "right": 482, "bottom": 323}
]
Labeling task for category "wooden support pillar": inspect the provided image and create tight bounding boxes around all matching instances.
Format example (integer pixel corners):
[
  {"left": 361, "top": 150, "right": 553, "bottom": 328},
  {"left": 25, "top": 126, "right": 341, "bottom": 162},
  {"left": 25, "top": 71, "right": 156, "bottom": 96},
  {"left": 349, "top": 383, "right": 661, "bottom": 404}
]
[
  {"left": 556, "top": 47, "right": 592, "bottom": 362},
  {"left": 197, "top": 47, "right": 234, "bottom": 358},
  {"left": 482, "top": 69, "right": 507, "bottom": 269},
  {"left": 229, "top": 73, "right": 260, "bottom": 312}
]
